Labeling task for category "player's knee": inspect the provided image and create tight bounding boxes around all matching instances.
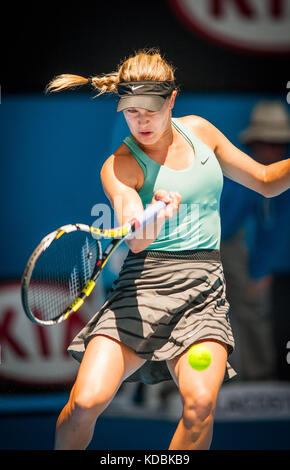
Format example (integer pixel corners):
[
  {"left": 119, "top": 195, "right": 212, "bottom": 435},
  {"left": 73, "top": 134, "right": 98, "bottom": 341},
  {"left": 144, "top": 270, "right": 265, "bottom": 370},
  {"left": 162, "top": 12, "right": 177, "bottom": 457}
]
[
  {"left": 69, "top": 388, "right": 112, "bottom": 425},
  {"left": 182, "top": 389, "right": 215, "bottom": 428}
]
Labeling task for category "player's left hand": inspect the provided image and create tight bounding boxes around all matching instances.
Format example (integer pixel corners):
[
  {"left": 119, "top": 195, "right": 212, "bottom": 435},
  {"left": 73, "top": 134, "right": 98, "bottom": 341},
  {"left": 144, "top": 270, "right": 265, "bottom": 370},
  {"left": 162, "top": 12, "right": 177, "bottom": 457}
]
[{"left": 151, "top": 190, "right": 182, "bottom": 220}]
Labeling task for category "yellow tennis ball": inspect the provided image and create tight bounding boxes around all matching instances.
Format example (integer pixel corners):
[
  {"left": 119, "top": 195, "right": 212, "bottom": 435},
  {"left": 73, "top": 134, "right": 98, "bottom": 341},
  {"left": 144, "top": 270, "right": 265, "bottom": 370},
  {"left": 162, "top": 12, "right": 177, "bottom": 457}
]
[{"left": 188, "top": 344, "right": 212, "bottom": 371}]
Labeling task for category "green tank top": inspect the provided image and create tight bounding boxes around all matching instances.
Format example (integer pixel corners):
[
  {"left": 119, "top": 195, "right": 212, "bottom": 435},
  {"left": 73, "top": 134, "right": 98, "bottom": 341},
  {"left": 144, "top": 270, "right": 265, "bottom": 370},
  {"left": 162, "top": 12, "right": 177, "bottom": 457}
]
[{"left": 123, "top": 117, "right": 224, "bottom": 251}]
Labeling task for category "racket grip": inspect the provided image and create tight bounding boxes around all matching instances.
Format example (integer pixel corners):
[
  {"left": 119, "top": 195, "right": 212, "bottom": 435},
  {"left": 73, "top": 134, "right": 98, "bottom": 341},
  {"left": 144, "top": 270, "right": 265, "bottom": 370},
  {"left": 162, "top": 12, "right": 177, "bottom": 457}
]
[{"left": 134, "top": 200, "right": 166, "bottom": 229}]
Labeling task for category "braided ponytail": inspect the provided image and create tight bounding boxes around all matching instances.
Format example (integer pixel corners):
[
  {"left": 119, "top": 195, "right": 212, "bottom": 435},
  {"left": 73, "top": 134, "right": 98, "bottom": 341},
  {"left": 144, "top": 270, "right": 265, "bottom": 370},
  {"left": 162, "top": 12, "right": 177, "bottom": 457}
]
[
  {"left": 46, "top": 48, "right": 176, "bottom": 96},
  {"left": 46, "top": 72, "right": 119, "bottom": 95}
]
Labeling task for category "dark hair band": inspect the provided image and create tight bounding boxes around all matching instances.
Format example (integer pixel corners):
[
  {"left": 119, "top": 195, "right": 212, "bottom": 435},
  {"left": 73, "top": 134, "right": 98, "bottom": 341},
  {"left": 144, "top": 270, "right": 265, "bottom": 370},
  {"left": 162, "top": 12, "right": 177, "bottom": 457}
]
[
  {"left": 117, "top": 80, "right": 176, "bottom": 98},
  {"left": 116, "top": 80, "right": 177, "bottom": 112}
]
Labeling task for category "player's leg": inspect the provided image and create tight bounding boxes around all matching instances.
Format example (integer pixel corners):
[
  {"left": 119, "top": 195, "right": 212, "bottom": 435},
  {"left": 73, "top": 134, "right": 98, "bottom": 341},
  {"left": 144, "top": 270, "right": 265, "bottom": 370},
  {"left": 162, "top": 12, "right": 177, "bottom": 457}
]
[
  {"left": 54, "top": 334, "right": 145, "bottom": 450},
  {"left": 167, "top": 339, "right": 228, "bottom": 450}
]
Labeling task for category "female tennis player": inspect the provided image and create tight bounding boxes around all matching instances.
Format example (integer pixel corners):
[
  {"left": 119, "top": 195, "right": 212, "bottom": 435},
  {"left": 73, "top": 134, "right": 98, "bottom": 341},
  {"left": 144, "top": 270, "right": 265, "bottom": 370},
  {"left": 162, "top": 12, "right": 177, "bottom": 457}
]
[{"left": 47, "top": 49, "right": 290, "bottom": 450}]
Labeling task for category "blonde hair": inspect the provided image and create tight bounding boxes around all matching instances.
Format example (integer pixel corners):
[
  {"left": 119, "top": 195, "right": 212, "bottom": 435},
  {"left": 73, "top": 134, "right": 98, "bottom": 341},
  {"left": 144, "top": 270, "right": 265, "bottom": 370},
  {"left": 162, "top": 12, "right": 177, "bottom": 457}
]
[{"left": 45, "top": 48, "right": 176, "bottom": 95}]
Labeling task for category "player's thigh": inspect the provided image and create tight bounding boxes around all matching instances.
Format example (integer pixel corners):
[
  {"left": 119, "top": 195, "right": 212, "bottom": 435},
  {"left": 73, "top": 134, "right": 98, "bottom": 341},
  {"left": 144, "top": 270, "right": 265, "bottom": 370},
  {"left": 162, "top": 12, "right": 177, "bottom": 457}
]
[
  {"left": 166, "top": 340, "right": 228, "bottom": 401},
  {"left": 72, "top": 334, "right": 146, "bottom": 406}
]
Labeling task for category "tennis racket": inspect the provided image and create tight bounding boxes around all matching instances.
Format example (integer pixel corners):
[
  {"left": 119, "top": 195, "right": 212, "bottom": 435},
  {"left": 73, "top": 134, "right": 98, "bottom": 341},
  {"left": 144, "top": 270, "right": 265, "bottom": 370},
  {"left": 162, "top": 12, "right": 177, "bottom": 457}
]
[{"left": 21, "top": 200, "right": 166, "bottom": 326}]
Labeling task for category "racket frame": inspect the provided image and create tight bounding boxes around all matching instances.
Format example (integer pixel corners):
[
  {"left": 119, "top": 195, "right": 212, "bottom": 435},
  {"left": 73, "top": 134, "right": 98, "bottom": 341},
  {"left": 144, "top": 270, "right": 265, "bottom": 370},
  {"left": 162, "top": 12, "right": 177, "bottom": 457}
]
[
  {"left": 21, "top": 223, "right": 131, "bottom": 325},
  {"left": 21, "top": 200, "right": 166, "bottom": 325}
]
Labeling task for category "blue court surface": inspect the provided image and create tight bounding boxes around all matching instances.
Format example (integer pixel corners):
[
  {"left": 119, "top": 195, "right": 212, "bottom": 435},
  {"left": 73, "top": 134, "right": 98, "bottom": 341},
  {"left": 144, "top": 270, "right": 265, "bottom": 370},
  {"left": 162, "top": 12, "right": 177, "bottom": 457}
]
[{"left": 0, "top": 382, "right": 290, "bottom": 451}]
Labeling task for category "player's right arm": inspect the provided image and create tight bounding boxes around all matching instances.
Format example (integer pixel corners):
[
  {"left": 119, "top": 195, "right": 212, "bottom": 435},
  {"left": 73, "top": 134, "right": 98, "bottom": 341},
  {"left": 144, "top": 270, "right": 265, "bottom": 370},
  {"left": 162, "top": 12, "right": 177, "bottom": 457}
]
[{"left": 100, "top": 145, "right": 181, "bottom": 252}]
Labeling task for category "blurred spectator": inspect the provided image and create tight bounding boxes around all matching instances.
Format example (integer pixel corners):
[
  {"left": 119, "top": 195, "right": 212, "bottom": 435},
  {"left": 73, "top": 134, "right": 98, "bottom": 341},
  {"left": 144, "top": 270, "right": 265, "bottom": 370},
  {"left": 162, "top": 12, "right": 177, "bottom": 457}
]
[{"left": 221, "top": 101, "right": 290, "bottom": 381}]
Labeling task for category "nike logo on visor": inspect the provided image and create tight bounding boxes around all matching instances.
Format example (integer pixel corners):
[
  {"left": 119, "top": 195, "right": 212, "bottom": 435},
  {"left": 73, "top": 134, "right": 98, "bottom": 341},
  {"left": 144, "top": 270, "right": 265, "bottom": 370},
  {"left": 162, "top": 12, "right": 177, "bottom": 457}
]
[{"left": 132, "top": 85, "right": 144, "bottom": 91}]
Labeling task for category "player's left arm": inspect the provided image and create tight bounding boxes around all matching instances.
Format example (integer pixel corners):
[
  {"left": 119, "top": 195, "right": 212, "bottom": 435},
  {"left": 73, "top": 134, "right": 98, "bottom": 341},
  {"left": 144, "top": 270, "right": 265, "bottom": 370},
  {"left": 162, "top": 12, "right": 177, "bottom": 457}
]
[{"left": 187, "top": 116, "right": 290, "bottom": 198}]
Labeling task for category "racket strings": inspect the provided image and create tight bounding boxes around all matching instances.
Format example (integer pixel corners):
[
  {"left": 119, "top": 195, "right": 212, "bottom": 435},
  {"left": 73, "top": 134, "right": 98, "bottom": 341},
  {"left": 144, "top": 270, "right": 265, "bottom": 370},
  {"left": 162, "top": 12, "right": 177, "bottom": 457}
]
[{"left": 27, "top": 232, "right": 99, "bottom": 322}]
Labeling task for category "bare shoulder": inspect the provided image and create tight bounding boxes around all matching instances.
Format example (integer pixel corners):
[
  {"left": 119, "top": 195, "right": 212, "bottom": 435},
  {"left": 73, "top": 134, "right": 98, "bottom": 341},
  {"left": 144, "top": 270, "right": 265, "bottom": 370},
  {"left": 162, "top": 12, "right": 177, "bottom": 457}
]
[
  {"left": 176, "top": 115, "right": 218, "bottom": 151},
  {"left": 101, "top": 143, "right": 143, "bottom": 191},
  {"left": 101, "top": 143, "right": 132, "bottom": 170},
  {"left": 178, "top": 115, "right": 206, "bottom": 127}
]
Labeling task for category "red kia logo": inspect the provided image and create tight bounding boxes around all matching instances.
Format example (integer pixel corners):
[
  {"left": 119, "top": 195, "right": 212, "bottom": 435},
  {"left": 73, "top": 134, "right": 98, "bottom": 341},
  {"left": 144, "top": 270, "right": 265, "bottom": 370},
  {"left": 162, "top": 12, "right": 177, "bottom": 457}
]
[
  {"left": 169, "top": 0, "right": 290, "bottom": 53},
  {"left": 0, "top": 282, "right": 105, "bottom": 385}
]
